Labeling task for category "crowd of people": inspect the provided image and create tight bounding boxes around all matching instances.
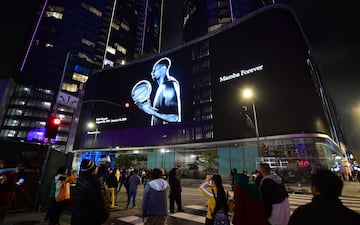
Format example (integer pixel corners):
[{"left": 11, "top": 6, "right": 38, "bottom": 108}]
[{"left": 1, "top": 157, "right": 360, "bottom": 225}]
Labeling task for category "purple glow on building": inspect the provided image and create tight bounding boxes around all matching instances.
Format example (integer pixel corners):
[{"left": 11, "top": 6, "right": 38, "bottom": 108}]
[
  {"left": 229, "top": 0, "right": 234, "bottom": 22},
  {"left": 26, "top": 127, "right": 46, "bottom": 142},
  {"left": 141, "top": 0, "right": 149, "bottom": 53},
  {"left": 20, "top": 0, "right": 49, "bottom": 71}
]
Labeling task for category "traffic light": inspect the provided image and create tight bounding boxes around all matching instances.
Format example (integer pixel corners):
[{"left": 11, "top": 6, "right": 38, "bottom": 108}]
[{"left": 45, "top": 116, "right": 61, "bottom": 139}]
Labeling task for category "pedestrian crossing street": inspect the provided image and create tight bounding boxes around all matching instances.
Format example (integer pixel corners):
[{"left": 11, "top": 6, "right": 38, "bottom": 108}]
[{"left": 117, "top": 194, "right": 360, "bottom": 225}]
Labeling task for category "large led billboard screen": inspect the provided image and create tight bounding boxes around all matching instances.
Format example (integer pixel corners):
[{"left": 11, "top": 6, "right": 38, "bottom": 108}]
[{"left": 79, "top": 5, "right": 332, "bottom": 147}]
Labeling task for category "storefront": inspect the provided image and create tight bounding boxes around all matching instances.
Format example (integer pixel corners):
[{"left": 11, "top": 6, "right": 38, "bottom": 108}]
[{"left": 72, "top": 133, "right": 344, "bottom": 185}]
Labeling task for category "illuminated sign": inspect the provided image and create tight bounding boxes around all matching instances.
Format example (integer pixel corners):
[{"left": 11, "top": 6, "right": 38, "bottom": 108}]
[
  {"left": 219, "top": 64, "right": 264, "bottom": 83},
  {"left": 95, "top": 117, "right": 127, "bottom": 124}
]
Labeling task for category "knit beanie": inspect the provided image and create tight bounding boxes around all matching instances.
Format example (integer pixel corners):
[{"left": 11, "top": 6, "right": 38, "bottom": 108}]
[{"left": 80, "top": 159, "right": 97, "bottom": 174}]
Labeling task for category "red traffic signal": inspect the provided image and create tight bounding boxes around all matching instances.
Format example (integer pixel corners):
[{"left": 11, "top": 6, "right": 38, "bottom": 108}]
[
  {"left": 45, "top": 116, "right": 61, "bottom": 139},
  {"left": 51, "top": 117, "right": 61, "bottom": 126}
]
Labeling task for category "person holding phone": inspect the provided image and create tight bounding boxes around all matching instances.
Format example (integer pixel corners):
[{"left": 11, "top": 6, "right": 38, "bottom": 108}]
[{"left": 199, "top": 174, "right": 232, "bottom": 225}]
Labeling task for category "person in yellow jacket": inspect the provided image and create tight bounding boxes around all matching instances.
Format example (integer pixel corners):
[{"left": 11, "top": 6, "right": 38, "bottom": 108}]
[
  {"left": 199, "top": 174, "right": 232, "bottom": 225},
  {"left": 47, "top": 166, "right": 77, "bottom": 225}
]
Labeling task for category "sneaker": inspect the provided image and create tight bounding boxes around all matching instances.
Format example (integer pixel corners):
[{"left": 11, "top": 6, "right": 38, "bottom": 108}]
[
  {"left": 125, "top": 205, "right": 129, "bottom": 209},
  {"left": 133, "top": 205, "right": 137, "bottom": 209},
  {"left": 178, "top": 209, "right": 185, "bottom": 212}
]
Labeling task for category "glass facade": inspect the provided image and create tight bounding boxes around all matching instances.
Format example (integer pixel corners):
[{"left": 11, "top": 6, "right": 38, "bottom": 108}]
[{"left": 73, "top": 133, "right": 343, "bottom": 184}]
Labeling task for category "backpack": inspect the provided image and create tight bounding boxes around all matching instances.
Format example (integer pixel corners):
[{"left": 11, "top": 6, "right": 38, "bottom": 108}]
[
  {"left": 211, "top": 189, "right": 230, "bottom": 225},
  {"left": 213, "top": 209, "right": 229, "bottom": 225}
]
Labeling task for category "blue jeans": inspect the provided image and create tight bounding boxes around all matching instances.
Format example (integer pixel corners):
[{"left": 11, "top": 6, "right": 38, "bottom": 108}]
[{"left": 127, "top": 189, "right": 137, "bottom": 206}]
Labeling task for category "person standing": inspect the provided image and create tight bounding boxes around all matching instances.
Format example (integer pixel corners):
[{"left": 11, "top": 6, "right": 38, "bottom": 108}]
[
  {"left": 253, "top": 169, "right": 263, "bottom": 187},
  {"left": 199, "top": 174, "right": 231, "bottom": 225},
  {"left": 106, "top": 168, "right": 119, "bottom": 206},
  {"left": 230, "top": 168, "right": 237, "bottom": 190},
  {"left": 168, "top": 167, "right": 184, "bottom": 213},
  {"left": 258, "top": 163, "right": 290, "bottom": 225},
  {"left": 232, "top": 173, "right": 267, "bottom": 225},
  {"left": 288, "top": 169, "right": 360, "bottom": 225},
  {"left": 126, "top": 170, "right": 141, "bottom": 208},
  {"left": 142, "top": 168, "right": 169, "bottom": 225},
  {"left": 0, "top": 159, "right": 18, "bottom": 223},
  {"left": 71, "top": 159, "right": 109, "bottom": 225},
  {"left": 117, "top": 169, "right": 127, "bottom": 193},
  {"left": 46, "top": 166, "right": 77, "bottom": 225},
  {"left": 97, "top": 160, "right": 110, "bottom": 184}
]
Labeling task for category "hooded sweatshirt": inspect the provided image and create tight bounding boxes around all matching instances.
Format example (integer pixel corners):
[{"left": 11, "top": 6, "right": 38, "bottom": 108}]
[
  {"left": 142, "top": 178, "right": 169, "bottom": 217},
  {"left": 260, "top": 173, "right": 290, "bottom": 225}
]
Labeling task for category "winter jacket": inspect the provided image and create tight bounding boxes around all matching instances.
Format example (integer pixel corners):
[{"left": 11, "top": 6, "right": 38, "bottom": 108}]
[
  {"left": 168, "top": 173, "right": 182, "bottom": 198},
  {"left": 71, "top": 173, "right": 110, "bottom": 225},
  {"left": 288, "top": 195, "right": 360, "bottom": 225},
  {"left": 54, "top": 173, "right": 77, "bottom": 202},
  {"left": 199, "top": 182, "right": 231, "bottom": 220},
  {"left": 259, "top": 173, "right": 290, "bottom": 225},
  {"left": 128, "top": 174, "right": 141, "bottom": 192},
  {"left": 142, "top": 178, "right": 169, "bottom": 218}
]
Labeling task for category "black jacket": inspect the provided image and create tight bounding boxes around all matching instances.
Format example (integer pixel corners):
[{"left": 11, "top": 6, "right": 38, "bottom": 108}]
[
  {"left": 288, "top": 195, "right": 360, "bottom": 225},
  {"left": 168, "top": 173, "right": 181, "bottom": 198},
  {"left": 71, "top": 173, "right": 110, "bottom": 225}
]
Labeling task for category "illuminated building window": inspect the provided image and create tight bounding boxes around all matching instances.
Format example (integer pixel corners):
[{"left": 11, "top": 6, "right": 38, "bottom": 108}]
[
  {"left": 77, "top": 52, "right": 90, "bottom": 60},
  {"left": 115, "top": 44, "right": 127, "bottom": 54},
  {"left": 8, "top": 109, "right": 23, "bottom": 116},
  {"left": 106, "top": 46, "right": 116, "bottom": 55},
  {"left": 72, "top": 72, "right": 88, "bottom": 83},
  {"left": 81, "top": 3, "right": 102, "bottom": 17},
  {"left": 6, "top": 130, "right": 16, "bottom": 137},
  {"left": 44, "top": 11, "right": 63, "bottom": 19},
  {"left": 45, "top": 5, "right": 64, "bottom": 19},
  {"left": 120, "top": 22, "right": 130, "bottom": 31},
  {"left": 81, "top": 38, "right": 95, "bottom": 48},
  {"left": 61, "top": 82, "right": 78, "bottom": 93},
  {"left": 112, "top": 22, "right": 120, "bottom": 31},
  {"left": 4, "top": 119, "right": 19, "bottom": 126},
  {"left": 208, "top": 24, "right": 222, "bottom": 32},
  {"left": 103, "top": 59, "right": 114, "bottom": 67}
]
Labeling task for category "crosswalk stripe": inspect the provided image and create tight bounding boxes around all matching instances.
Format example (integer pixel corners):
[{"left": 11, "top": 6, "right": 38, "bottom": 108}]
[
  {"left": 116, "top": 194, "right": 360, "bottom": 224},
  {"left": 289, "top": 195, "right": 360, "bottom": 213},
  {"left": 170, "top": 212, "right": 206, "bottom": 223},
  {"left": 185, "top": 204, "right": 207, "bottom": 211},
  {"left": 117, "top": 216, "right": 143, "bottom": 225}
]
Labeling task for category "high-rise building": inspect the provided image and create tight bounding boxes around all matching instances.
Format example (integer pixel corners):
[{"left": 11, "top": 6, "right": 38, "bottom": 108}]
[
  {"left": 183, "top": 0, "right": 269, "bottom": 42},
  {"left": 0, "top": 0, "right": 164, "bottom": 152}
]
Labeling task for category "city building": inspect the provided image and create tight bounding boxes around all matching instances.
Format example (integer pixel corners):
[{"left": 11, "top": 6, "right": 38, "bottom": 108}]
[
  {"left": 0, "top": 0, "right": 164, "bottom": 152},
  {"left": 72, "top": 5, "right": 346, "bottom": 184},
  {"left": 182, "top": 0, "right": 270, "bottom": 42}
]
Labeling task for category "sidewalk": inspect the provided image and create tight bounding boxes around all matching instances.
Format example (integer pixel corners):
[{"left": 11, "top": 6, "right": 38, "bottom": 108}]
[{"left": 2, "top": 181, "right": 360, "bottom": 225}]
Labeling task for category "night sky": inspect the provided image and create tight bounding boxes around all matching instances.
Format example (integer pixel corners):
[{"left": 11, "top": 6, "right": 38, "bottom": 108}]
[
  {"left": 279, "top": 0, "right": 360, "bottom": 154},
  {"left": 2, "top": 1, "right": 359, "bottom": 154}
]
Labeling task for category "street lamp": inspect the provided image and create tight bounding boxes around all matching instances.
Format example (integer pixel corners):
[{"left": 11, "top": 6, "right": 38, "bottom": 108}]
[
  {"left": 87, "top": 122, "right": 100, "bottom": 148},
  {"left": 243, "top": 89, "right": 261, "bottom": 161}
]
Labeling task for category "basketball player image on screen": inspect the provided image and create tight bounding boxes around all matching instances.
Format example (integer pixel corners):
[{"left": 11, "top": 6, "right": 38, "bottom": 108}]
[{"left": 131, "top": 57, "right": 181, "bottom": 126}]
